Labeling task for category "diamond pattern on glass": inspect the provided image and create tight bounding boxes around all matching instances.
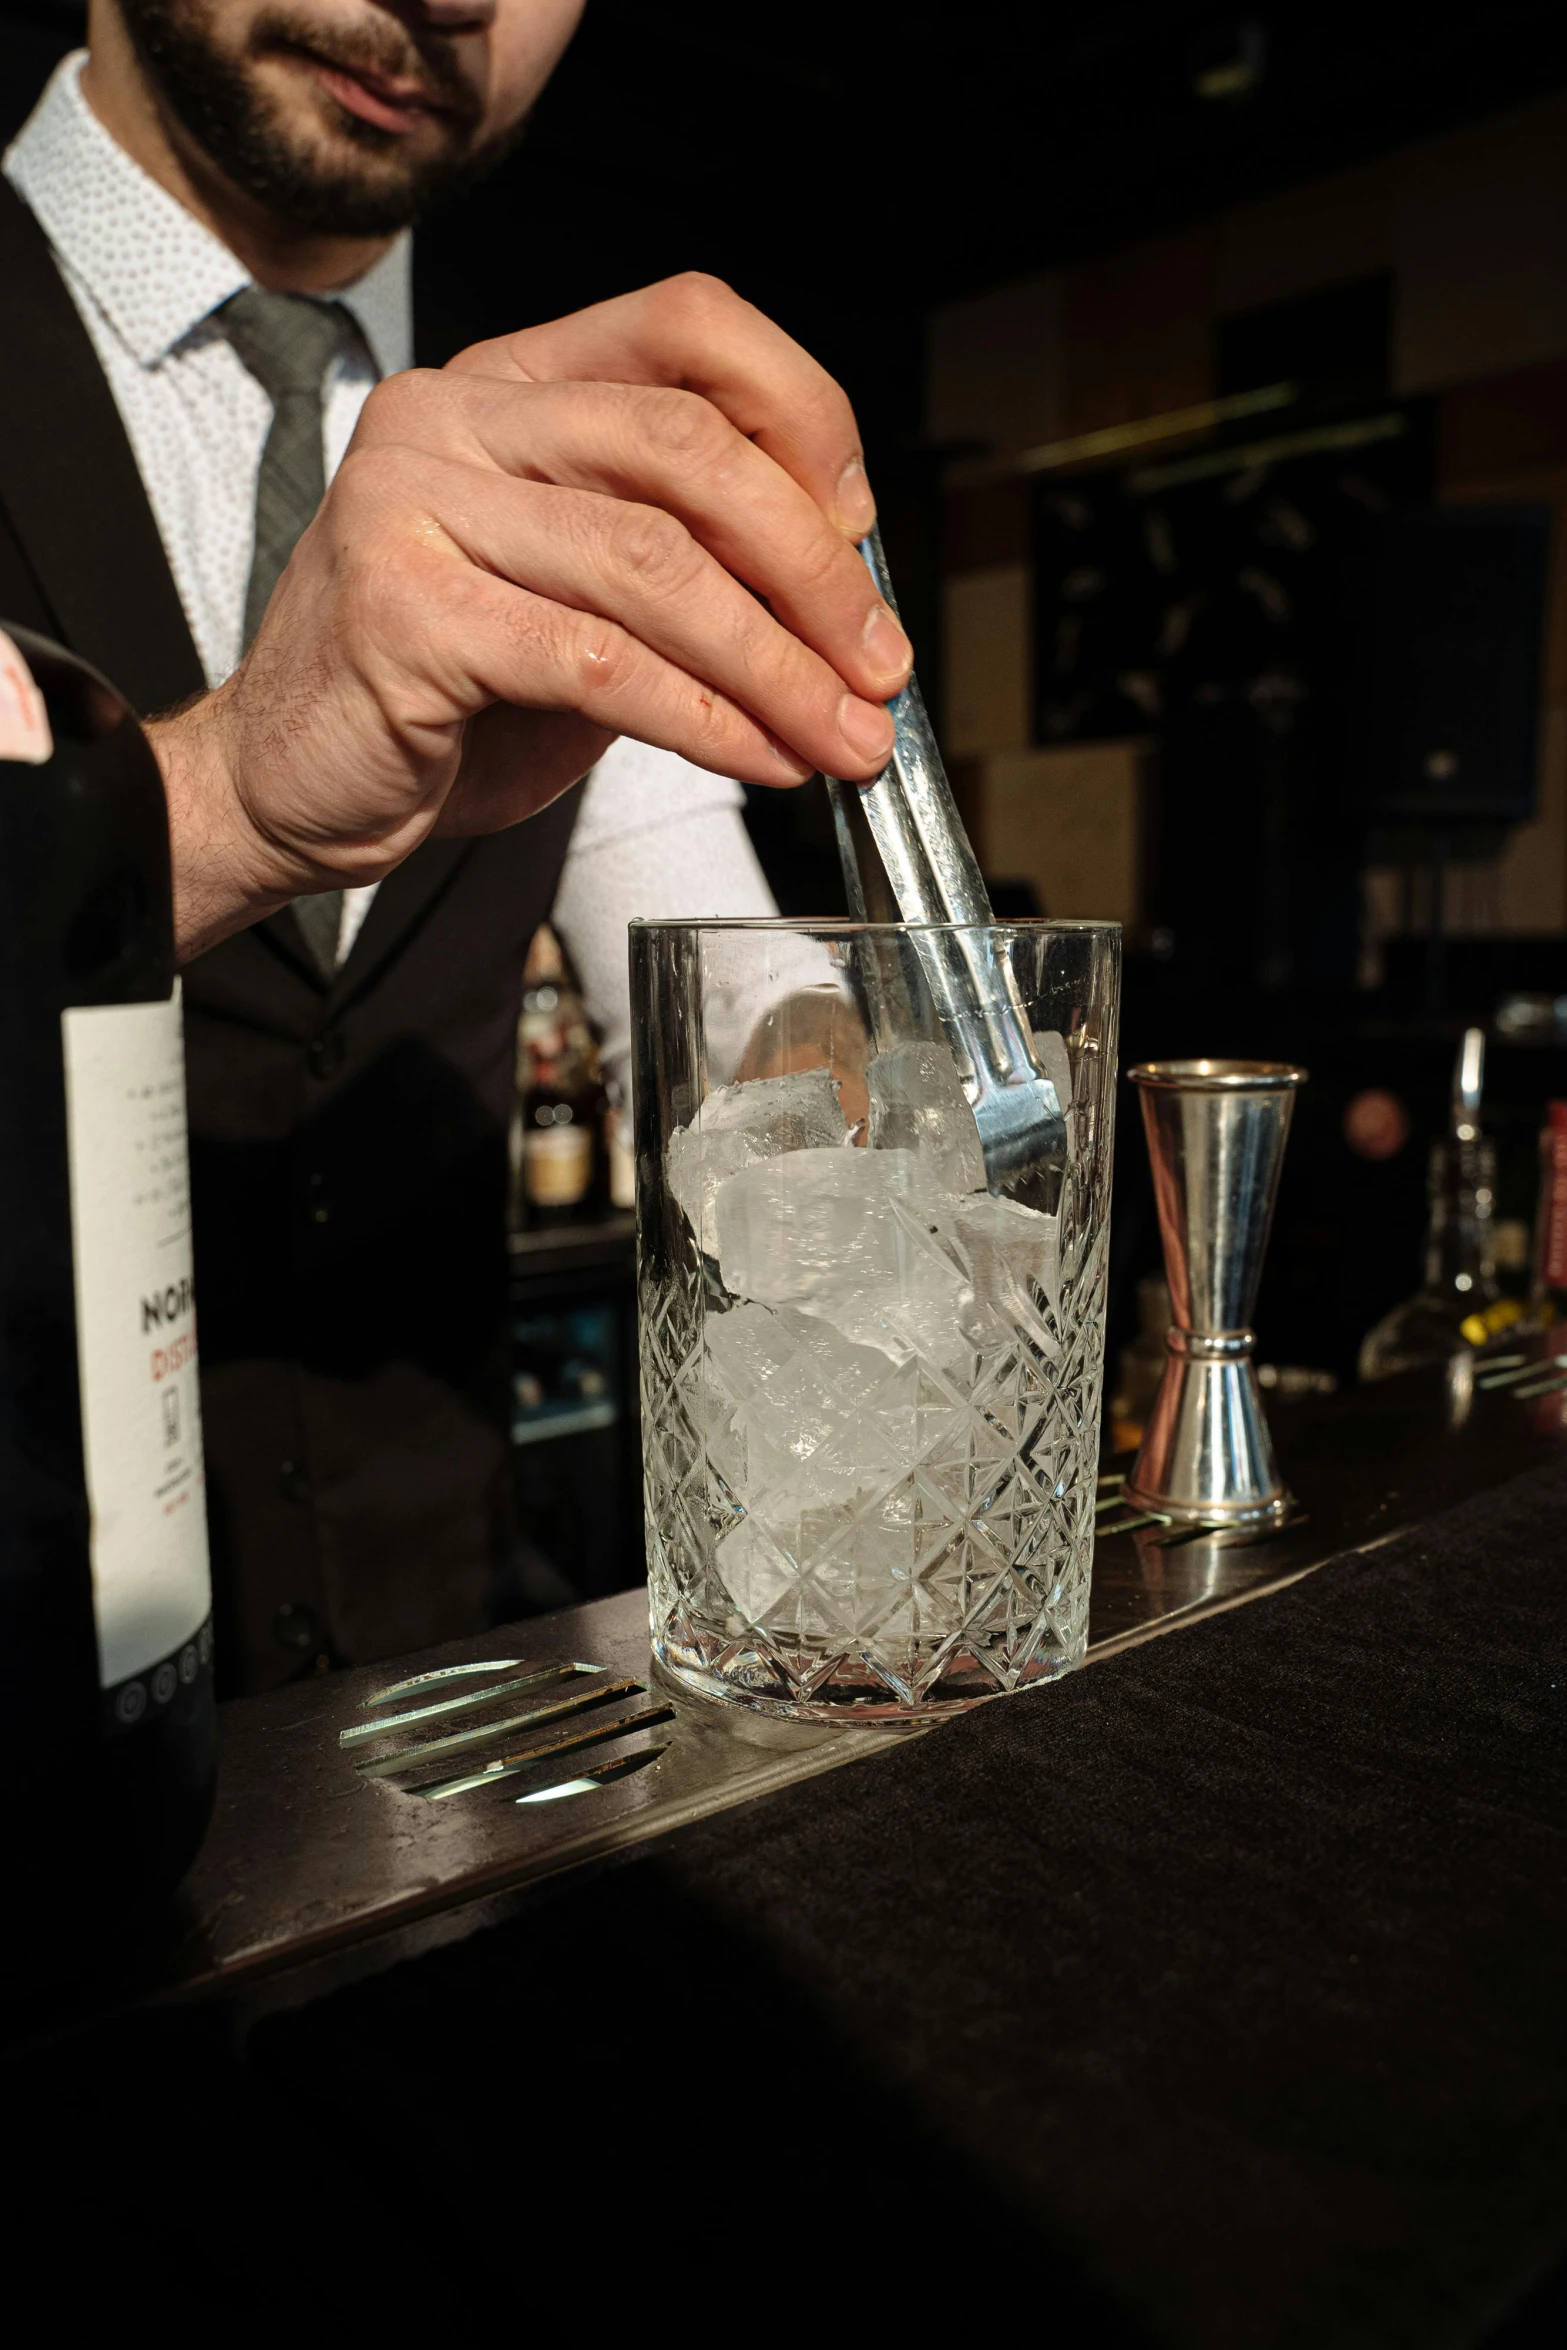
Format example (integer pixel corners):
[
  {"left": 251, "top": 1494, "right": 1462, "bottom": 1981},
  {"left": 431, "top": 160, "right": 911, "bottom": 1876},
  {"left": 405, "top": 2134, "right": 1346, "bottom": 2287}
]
[{"left": 641, "top": 1190, "right": 1107, "bottom": 1722}]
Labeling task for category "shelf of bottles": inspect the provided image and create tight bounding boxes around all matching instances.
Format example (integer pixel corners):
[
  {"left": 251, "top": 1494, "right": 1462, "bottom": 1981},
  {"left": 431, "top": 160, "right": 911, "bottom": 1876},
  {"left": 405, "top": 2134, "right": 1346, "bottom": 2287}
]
[
  {"left": 505, "top": 927, "right": 643, "bottom": 1598},
  {"left": 509, "top": 922, "right": 638, "bottom": 1448}
]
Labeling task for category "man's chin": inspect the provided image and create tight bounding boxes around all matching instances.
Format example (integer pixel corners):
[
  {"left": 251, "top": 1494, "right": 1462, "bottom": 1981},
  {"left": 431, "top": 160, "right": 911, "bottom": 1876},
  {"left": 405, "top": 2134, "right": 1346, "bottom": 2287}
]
[
  {"left": 229, "top": 158, "right": 449, "bottom": 237},
  {"left": 213, "top": 104, "right": 476, "bottom": 237}
]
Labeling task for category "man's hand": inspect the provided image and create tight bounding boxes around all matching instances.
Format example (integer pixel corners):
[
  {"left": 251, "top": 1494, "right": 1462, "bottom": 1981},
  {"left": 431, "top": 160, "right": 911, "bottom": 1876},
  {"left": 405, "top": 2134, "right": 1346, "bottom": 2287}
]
[{"left": 155, "top": 273, "right": 912, "bottom": 960}]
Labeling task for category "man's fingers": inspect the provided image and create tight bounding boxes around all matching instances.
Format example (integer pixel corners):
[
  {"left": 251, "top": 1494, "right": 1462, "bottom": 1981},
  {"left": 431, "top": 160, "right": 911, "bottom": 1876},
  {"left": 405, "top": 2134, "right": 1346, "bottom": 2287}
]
[
  {"left": 445, "top": 274, "right": 877, "bottom": 541},
  {"left": 451, "top": 569, "right": 820, "bottom": 790},
  {"left": 316, "top": 469, "right": 824, "bottom": 788},
  {"left": 338, "top": 446, "right": 896, "bottom": 778},
  {"left": 459, "top": 476, "right": 894, "bottom": 778},
  {"left": 365, "top": 374, "right": 911, "bottom": 706}
]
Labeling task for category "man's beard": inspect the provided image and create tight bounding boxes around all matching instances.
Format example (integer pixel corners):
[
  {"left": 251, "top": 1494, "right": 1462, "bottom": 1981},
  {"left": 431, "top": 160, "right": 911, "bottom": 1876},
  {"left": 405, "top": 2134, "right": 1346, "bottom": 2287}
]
[{"left": 118, "top": 1, "right": 521, "bottom": 235}]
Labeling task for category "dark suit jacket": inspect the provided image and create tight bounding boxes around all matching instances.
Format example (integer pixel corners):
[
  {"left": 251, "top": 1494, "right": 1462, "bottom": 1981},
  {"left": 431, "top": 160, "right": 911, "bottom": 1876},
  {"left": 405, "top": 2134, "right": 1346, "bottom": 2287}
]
[{"left": 0, "top": 178, "right": 583, "bottom": 1693}]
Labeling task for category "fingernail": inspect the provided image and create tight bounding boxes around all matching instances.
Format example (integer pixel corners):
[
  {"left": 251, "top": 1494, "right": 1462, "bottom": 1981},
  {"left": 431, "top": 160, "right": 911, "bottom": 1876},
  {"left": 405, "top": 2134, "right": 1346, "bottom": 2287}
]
[
  {"left": 837, "top": 693, "right": 895, "bottom": 767},
  {"left": 862, "top": 601, "right": 912, "bottom": 683},
  {"left": 766, "top": 732, "right": 814, "bottom": 781},
  {"left": 834, "top": 456, "right": 876, "bottom": 538}
]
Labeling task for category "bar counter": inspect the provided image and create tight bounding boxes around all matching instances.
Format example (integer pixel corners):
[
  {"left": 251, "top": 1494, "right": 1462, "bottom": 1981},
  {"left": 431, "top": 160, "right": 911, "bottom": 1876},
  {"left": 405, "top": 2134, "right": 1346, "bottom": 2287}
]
[{"left": 8, "top": 1338, "right": 1567, "bottom": 2340}]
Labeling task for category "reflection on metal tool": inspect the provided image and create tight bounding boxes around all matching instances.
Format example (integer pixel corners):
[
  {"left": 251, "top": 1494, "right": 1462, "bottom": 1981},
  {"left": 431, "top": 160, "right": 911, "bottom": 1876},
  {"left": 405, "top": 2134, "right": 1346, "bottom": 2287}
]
[
  {"left": 826, "top": 527, "right": 1068, "bottom": 1212},
  {"left": 1125, "top": 1059, "right": 1307, "bottom": 1527}
]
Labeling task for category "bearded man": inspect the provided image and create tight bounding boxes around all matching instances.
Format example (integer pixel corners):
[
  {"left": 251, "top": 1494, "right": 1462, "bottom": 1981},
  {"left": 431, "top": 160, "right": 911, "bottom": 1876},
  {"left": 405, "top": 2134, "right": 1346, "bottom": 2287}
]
[{"left": 0, "top": 2, "right": 909, "bottom": 1692}]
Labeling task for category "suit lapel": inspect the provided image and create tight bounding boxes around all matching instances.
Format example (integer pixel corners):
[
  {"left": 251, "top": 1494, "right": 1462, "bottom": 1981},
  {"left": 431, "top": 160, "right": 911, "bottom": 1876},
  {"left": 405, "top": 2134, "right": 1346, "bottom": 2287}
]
[
  {"left": 332, "top": 787, "right": 585, "bottom": 998},
  {"left": 327, "top": 838, "right": 472, "bottom": 1005},
  {"left": 0, "top": 179, "right": 205, "bottom": 716},
  {"left": 251, "top": 904, "right": 334, "bottom": 994}
]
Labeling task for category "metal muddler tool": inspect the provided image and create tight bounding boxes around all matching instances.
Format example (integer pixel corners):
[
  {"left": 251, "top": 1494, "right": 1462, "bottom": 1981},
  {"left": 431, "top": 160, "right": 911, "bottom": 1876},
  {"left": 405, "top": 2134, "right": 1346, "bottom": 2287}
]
[
  {"left": 826, "top": 528, "right": 1068, "bottom": 1213},
  {"left": 1124, "top": 1059, "right": 1307, "bottom": 1527}
]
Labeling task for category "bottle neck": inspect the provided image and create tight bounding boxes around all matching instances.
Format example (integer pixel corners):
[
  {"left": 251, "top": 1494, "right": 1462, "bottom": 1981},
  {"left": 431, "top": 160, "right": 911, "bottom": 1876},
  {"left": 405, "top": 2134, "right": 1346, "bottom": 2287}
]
[{"left": 1422, "top": 1136, "right": 1498, "bottom": 1305}]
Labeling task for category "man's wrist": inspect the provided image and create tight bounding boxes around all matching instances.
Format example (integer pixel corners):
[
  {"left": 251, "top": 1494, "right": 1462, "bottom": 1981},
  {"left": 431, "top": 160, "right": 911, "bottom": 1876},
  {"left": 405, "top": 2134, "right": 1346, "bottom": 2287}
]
[{"left": 149, "top": 685, "right": 304, "bottom": 962}]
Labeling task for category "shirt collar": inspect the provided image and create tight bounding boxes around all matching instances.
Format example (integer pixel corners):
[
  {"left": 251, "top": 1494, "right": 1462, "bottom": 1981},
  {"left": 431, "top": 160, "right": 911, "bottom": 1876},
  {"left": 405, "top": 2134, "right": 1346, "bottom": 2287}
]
[
  {"left": 5, "top": 49, "right": 412, "bottom": 376},
  {"left": 334, "top": 234, "right": 411, "bottom": 380}
]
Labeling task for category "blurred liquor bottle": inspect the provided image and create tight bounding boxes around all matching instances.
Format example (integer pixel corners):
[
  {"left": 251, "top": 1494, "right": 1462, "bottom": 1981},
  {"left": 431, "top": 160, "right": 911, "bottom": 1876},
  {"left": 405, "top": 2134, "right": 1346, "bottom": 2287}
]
[
  {"left": 604, "top": 1091, "right": 636, "bottom": 1212},
  {"left": 513, "top": 924, "right": 604, "bottom": 1225},
  {"left": 1528, "top": 1101, "right": 1567, "bottom": 1328},
  {"left": 1108, "top": 1273, "right": 1171, "bottom": 1453},
  {"left": 1491, "top": 1213, "right": 1534, "bottom": 1302},
  {"left": 1359, "top": 1029, "right": 1519, "bottom": 1379}
]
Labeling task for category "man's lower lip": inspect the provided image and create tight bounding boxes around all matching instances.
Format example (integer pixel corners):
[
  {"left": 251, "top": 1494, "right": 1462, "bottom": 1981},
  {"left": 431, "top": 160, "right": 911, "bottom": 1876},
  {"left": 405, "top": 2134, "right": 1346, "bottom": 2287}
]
[{"left": 311, "top": 61, "right": 438, "bottom": 136}]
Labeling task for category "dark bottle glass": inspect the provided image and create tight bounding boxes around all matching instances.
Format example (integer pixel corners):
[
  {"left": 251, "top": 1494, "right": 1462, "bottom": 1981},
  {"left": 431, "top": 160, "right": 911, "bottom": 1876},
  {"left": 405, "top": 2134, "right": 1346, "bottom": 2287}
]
[
  {"left": 0, "top": 625, "right": 215, "bottom": 1918},
  {"left": 1358, "top": 1027, "right": 1503, "bottom": 1380}
]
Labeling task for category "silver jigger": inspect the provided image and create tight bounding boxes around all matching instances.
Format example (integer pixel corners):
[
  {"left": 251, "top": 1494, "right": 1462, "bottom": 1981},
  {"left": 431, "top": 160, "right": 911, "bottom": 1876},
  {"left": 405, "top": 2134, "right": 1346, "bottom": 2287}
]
[{"left": 1124, "top": 1059, "right": 1307, "bottom": 1527}]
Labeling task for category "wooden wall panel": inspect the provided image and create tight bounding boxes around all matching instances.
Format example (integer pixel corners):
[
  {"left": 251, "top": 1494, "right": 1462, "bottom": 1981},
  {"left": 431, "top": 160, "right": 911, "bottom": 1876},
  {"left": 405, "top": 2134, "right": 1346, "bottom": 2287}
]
[
  {"left": 942, "top": 476, "right": 1031, "bottom": 576},
  {"left": 1061, "top": 233, "right": 1213, "bottom": 437},
  {"left": 1394, "top": 92, "right": 1567, "bottom": 393},
  {"left": 1439, "top": 359, "right": 1567, "bottom": 486},
  {"left": 942, "top": 564, "right": 1030, "bottom": 756},
  {"left": 976, "top": 743, "right": 1145, "bottom": 931},
  {"left": 1213, "top": 156, "right": 1393, "bottom": 320},
  {"left": 926, "top": 272, "right": 1063, "bottom": 464}
]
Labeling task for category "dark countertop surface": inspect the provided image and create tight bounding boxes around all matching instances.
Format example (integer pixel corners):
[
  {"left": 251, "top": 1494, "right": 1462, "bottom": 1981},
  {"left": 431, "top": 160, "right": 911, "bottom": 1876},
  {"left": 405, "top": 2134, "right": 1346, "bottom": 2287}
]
[
  {"left": 7, "top": 1340, "right": 1566, "bottom": 2340},
  {"left": 624, "top": 1451, "right": 1567, "bottom": 2347},
  {"left": 214, "top": 1428, "right": 1562, "bottom": 2345}
]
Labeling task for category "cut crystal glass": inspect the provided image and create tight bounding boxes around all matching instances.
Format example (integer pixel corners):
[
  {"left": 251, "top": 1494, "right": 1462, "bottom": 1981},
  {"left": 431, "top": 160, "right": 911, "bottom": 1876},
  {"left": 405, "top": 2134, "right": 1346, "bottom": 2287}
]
[{"left": 632, "top": 919, "right": 1120, "bottom": 1721}]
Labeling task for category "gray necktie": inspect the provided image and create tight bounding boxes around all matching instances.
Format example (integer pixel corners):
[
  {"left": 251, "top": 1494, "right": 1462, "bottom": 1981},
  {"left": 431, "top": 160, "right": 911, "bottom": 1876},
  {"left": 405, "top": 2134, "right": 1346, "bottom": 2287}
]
[{"left": 217, "top": 288, "right": 352, "bottom": 977}]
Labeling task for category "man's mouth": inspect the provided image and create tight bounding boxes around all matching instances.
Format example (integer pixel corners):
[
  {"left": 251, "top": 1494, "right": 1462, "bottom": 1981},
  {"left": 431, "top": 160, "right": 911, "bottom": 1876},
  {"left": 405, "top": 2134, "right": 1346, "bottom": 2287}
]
[{"left": 286, "top": 45, "right": 456, "bottom": 137}]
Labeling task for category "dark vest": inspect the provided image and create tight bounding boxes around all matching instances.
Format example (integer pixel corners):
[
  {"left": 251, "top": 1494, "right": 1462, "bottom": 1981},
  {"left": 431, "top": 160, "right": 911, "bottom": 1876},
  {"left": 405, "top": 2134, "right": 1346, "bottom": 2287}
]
[{"left": 0, "top": 180, "right": 582, "bottom": 1692}]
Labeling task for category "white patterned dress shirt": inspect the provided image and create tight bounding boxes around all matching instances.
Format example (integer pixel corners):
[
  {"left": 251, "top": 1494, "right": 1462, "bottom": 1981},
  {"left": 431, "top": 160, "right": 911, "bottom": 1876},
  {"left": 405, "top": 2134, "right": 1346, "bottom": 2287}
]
[{"left": 5, "top": 53, "right": 782, "bottom": 1093}]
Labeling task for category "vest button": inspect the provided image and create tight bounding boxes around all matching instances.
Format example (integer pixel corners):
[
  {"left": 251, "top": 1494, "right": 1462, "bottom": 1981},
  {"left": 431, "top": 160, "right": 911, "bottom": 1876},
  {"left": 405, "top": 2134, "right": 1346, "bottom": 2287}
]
[
  {"left": 274, "top": 1602, "right": 319, "bottom": 1652},
  {"left": 278, "top": 1459, "right": 312, "bottom": 1504},
  {"left": 307, "top": 1032, "right": 345, "bottom": 1080}
]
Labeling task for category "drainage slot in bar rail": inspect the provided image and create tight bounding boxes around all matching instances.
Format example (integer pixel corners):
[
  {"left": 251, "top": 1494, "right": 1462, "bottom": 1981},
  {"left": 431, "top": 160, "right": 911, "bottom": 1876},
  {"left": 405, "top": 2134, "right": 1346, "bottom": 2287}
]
[
  {"left": 341, "top": 1660, "right": 602, "bottom": 1744},
  {"left": 354, "top": 1676, "right": 649, "bottom": 1782},
  {"left": 363, "top": 1660, "right": 526, "bottom": 1707},
  {"left": 519, "top": 1745, "right": 670, "bottom": 1804},
  {"left": 413, "top": 1704, "right": 679, "bottom": 1802}
]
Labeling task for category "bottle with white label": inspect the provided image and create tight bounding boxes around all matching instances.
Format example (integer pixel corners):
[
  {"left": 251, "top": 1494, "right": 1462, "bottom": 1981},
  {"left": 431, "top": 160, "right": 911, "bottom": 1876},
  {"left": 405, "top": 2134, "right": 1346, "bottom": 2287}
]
[{"left": 0, "top": 624, "right": 215, "bottom": 1911}]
